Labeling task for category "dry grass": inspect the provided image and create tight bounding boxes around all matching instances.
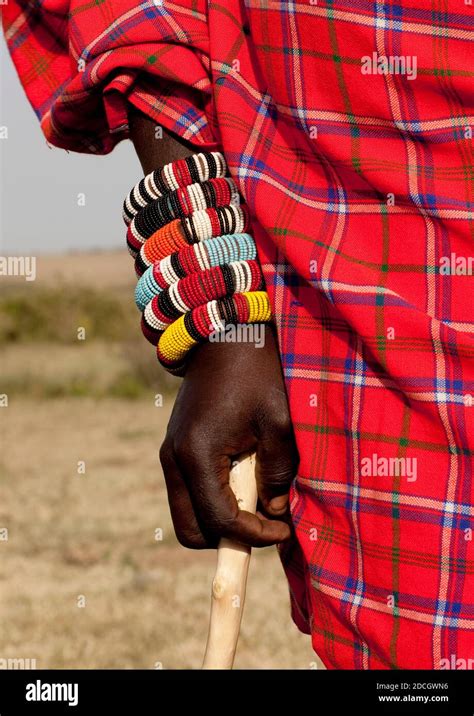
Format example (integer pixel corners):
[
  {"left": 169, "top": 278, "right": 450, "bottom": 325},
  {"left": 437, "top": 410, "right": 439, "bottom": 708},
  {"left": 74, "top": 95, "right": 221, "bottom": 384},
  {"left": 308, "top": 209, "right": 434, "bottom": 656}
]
[
  {"left": 0, "top": 251, "right": 321, "bottom": 670},
  {"left": 1, "top": 342, "right": 179, "bottom": 398},
  {"left": 0, "top": 398, "right": 318, "bottom": 669}
]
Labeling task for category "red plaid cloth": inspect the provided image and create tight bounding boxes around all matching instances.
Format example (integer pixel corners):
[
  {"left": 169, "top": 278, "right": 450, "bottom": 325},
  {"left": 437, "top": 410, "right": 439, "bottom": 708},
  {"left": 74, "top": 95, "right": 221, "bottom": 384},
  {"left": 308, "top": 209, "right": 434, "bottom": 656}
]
[{"left": 4, "top": 0, "right": 474, "bottom": 669}]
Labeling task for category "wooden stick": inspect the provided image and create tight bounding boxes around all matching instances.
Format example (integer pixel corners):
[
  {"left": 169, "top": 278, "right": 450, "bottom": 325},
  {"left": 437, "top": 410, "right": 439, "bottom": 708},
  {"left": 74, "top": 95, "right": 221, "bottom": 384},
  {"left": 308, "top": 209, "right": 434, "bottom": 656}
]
[{"left": 202, "top": 452, "right": 258, "bottom": 669}]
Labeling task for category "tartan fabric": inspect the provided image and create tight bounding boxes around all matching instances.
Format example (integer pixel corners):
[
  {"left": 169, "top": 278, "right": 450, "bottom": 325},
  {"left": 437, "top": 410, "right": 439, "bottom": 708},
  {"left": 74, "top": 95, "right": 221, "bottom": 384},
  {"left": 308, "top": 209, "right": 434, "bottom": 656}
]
[{"left": 3, "top": 0, "right": 474, "bottom": 669}]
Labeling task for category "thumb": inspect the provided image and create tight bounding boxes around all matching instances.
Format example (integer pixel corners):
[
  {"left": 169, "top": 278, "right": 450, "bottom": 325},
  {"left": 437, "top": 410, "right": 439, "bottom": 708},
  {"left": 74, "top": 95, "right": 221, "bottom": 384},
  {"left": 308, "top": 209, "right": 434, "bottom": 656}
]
[{"left": 255, "top": 429, "right": 299, "bottom": 516}]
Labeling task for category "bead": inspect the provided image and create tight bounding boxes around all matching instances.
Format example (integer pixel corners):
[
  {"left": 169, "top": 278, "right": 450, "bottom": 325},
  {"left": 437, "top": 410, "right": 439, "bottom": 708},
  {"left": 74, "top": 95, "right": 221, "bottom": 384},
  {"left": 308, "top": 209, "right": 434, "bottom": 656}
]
[
  {"left": 157, "top": 291, "right": 272, "bottom": 367},
  {"left": 123, "top": 152, "right": 228, "bottom": 225},
  {"left": 123, "top": 151, "right": 272, "bottom": 376}
]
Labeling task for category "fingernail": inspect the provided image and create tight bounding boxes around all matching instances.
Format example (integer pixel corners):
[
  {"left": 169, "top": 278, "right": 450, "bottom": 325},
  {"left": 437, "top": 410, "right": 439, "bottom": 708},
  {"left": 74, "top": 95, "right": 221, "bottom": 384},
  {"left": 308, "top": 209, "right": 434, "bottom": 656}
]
[{"left": 269, "top": 495, "right": 288, "bottom": 512}]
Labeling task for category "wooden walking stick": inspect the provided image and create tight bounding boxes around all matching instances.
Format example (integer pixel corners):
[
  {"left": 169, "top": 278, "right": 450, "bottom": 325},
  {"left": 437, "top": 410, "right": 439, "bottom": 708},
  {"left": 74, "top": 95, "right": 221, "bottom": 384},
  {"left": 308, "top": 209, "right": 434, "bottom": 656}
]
[{"left": 202, "top": 452, "right": 258, "bottom": 669}]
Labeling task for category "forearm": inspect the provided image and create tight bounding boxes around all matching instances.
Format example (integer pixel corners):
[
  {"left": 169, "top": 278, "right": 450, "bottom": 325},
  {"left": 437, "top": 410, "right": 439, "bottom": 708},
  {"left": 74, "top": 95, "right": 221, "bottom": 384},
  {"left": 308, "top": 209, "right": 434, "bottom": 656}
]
[
  {"left": 125, "top": 107, "right": 295, "bottom": 550},
  {"left": 128, "top": 107, "right": 197, "bottom": 174}
]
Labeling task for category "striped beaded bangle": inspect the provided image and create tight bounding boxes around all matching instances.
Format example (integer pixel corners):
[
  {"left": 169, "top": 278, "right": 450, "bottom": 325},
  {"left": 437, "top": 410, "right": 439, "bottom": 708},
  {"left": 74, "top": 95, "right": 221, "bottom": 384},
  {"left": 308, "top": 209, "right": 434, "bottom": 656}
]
[
  {"left": 127, "top": 177, "right": 240, "bottom": 248},
  {"left": 123, "top": 152, "right": 227, "bottom": 224},
  {"left": 122, "top": 149, "right": 273, "bottom": 376},
  {"left": 135, "top": 233, "right": 258, "bottom": 310},
  {"left": 141, "top": 260, "right": 263, "bottom": 337},
  {"left": 133, "top": 204, "right": 250, "bottom": 269},
  {"left": 156, "top": 291, "right": 272, "bottom": 369}
]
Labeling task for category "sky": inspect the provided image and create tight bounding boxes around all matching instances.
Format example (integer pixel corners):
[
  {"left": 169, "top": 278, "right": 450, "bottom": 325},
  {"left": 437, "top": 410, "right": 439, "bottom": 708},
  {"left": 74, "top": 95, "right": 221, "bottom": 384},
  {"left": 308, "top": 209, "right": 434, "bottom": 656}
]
[{"left": 1, "top": 39, "right": 141, "bottom": 255}]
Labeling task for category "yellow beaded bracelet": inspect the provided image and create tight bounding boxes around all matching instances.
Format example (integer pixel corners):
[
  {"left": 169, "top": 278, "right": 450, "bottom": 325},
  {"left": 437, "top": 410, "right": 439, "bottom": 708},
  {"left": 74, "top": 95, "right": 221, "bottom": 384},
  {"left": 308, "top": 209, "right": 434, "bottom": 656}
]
[{"left": 157, "top": 291, "right": 272, "bottom": 366}]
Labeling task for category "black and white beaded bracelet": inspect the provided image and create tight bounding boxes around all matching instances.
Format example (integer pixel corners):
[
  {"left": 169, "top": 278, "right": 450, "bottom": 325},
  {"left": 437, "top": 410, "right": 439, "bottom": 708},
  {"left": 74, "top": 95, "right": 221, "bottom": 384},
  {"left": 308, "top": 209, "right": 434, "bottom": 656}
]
[{"left": 122, "top": 151, "right": 228, "bottom": 225}]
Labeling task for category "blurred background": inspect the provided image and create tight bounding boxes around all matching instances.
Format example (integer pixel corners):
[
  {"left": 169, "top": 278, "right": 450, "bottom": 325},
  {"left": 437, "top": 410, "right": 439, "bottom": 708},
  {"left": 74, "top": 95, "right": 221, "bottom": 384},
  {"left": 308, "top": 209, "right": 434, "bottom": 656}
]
[{"left": 0, "top": 40, "right": 319, "bottom": 669}]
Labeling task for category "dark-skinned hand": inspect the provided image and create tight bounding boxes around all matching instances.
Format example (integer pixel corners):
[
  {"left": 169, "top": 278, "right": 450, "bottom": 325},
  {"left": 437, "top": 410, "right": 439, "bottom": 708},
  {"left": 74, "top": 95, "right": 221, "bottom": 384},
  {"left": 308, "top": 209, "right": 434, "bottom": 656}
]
[{"left": 159, "top": 325, "right": 299, "bottom": 549}]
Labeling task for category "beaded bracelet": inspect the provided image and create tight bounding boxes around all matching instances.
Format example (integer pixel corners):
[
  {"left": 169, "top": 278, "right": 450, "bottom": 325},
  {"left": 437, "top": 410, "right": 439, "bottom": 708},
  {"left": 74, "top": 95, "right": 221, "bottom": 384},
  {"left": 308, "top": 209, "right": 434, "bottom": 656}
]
[
  {"left": 157, "top": 291, "right": 272, "bottom": 369},
  {"left": 123, "top": 152, "right": 227, "bottom": 224},
  {"left": 122, "top": 152, "right": 273, "bottom": 374},
  {"left": 133, "top": 204, "right": 250, "bottom": 270},
  {"left": 141, "top": 260, "right": 263, "bottom": 338},
  {"left": 135, "top": 233, "right": 257, "bottom": 310},
  {"left": 128, "top": 177, "right": 240, "bottom": 247}
]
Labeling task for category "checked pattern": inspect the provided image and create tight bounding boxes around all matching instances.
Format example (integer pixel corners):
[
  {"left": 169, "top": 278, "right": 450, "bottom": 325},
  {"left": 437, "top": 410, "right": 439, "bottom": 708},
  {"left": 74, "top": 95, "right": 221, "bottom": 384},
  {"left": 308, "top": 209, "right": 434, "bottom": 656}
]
[{"left": 3, "top": 0, "right": 474, "bottom": 669}]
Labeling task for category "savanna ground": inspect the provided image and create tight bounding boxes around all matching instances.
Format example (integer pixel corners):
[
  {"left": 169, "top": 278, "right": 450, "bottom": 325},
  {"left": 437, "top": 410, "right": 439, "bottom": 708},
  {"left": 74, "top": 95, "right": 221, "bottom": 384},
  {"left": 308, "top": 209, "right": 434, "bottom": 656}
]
[{"left": 0, "top": 251, "right": 321, "bottom": 669}]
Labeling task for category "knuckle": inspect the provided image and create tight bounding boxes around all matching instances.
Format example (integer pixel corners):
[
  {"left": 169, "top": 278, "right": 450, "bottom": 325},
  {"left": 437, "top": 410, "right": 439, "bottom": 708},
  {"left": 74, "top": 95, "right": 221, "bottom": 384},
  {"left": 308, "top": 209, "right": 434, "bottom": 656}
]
[
  {"left": 174, "top": 529, "right": 203, "bottom": 550},
  {"left": 173, "top": 428, "right": 203, "bottom": 464},
  {"left": 256, "top": 397, "right": 293, "bottom": 438},
  {"left": 267, "top": 476, "right": 292, "bottom": 490},
  {"left": 270, "top": 408, "right": 293, "bottom": 437},
  {"left": 258, "top": 455, "right": 296, "bottom": 489},
  {"left": 159, "top": 440, "right": 173, "bottom": 470}
]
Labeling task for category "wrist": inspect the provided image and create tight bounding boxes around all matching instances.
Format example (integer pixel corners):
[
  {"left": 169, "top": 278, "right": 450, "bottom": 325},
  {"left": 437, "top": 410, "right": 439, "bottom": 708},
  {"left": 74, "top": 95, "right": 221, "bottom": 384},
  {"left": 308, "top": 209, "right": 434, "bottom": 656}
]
[{"left": 186, "top": 324, "right": 278, "bottom": 374}]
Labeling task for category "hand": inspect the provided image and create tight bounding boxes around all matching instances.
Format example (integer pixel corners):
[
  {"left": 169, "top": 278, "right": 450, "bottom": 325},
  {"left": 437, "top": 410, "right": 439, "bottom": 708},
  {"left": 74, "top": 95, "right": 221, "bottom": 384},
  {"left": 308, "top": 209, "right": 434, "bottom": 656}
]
[{"left": 159, "top": 325, "right": 299, "bottom": 549}]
